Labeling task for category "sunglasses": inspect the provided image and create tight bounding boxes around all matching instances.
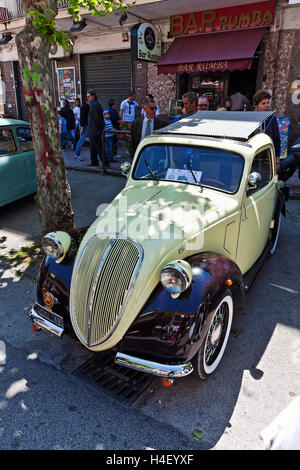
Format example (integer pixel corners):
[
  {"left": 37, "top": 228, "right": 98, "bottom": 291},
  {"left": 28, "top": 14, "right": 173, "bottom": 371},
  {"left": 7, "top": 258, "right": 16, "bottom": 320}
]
[{"left": 149, "top": 106, "right": 156, "bottom": 111}]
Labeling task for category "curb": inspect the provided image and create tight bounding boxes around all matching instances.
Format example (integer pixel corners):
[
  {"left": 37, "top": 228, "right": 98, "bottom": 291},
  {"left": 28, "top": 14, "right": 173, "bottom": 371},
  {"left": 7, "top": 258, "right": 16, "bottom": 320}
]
[{"left": 66, "top": 165, "right": 125, "bottom": 177}]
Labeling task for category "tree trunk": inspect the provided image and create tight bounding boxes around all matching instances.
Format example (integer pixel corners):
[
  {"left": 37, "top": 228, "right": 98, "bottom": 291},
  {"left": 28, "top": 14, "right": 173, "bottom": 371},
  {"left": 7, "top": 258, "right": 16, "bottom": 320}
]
[{"left": 16, "top": 0, "right": 75, "bottom": 235}]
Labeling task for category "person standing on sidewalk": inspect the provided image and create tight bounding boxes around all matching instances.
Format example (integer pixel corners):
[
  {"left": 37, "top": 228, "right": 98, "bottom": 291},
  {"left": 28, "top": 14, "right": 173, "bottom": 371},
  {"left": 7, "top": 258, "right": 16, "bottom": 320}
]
[
  {"left": 86, "top": 89, "right": 108, "bottom": 169},
  {"left": 60, "top": 99, "right": 75, "bottom": 149},
  {"left": 253, "top": 89, "right": 281, "bottom": 167},
  {"left": 74, "top": 99, "right": 89, "bottom": 161},
  {"left": 120, "top": 91, "right": 138, "bottom": 124}
]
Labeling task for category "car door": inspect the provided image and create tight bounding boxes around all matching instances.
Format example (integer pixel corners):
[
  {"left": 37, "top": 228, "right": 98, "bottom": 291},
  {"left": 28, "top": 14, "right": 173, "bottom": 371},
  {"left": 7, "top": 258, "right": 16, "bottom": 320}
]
[
  {"left": 16, "top": 126, "right": 36, "bottom": 195},
  {"left": 236, "top": 147, "right": 276, "bottom": 274},
  {"left": 0, "top": 126, "right": 31, "bottom": 207}
]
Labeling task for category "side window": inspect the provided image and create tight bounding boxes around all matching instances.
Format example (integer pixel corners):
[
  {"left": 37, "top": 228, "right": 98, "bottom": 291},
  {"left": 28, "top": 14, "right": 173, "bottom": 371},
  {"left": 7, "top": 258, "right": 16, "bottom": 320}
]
[
  {"left": 248, "top": 149, "right": 273, "bottom": 194},
  {"left": 16, "top": 127, "right": 33, "bottom": 152},
  {"left": 0, "top": 128, "right": 17, "bottom": 155}
]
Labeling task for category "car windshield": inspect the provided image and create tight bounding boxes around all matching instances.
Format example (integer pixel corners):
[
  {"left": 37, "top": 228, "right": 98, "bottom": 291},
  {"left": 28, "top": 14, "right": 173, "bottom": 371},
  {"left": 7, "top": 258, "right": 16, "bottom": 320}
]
[{"left": 133, "top": 144, "right": 244, "bottom": 193}]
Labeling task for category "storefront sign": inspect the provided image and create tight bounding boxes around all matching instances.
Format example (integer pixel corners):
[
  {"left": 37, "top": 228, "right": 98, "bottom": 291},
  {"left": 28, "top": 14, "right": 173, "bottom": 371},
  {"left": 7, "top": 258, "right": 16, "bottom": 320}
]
[
  {"left": 177, "top": 61, "right": 229, "bottom": 73},
  {"left": 170, "top": 0, "right": 275, "bottom": 37},
  {"left": 131, "top": 23, "right": 161, "bottom": 62},
  {"left": 57, "top": 67, "right": 76, "bottom": 102}
]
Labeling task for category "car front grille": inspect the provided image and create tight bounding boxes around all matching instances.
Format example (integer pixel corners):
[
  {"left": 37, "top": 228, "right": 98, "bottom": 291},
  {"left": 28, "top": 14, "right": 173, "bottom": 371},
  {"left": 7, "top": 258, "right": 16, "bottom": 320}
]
[{"left": 70, "top": 235, "right": 142, "bottom": 347}]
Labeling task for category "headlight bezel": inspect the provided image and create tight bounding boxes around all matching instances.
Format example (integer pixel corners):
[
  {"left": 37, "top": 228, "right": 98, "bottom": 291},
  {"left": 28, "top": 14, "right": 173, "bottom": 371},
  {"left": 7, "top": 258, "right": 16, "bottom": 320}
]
[
  {"left": 42, "top": 231, "right": 71, "bottom": 263},
  {"left": 160, "top": 260, "right": 192, "bottom": 296}
]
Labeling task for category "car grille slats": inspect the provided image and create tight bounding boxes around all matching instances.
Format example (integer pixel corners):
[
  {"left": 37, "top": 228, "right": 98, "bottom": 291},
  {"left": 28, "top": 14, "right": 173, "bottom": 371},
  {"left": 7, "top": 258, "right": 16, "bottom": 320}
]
[{"left": 71, "top": 235, "right": 142, "bottom": 347}]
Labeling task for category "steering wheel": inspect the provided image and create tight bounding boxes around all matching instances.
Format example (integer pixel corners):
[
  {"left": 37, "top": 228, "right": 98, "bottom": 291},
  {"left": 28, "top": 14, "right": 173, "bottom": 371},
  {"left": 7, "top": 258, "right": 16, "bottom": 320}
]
[{"left": 202, "top": 178, "right": 229, "bottom": 190}]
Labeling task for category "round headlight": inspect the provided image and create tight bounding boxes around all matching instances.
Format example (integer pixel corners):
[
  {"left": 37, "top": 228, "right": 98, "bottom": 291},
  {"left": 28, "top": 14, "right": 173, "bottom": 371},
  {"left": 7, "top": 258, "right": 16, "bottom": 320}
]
[
  {"left": 42, "top": 231, "right": 71, "bottom": 263},
  {"left": 160, "top": 260, "right": 192, "bottom": 294}
]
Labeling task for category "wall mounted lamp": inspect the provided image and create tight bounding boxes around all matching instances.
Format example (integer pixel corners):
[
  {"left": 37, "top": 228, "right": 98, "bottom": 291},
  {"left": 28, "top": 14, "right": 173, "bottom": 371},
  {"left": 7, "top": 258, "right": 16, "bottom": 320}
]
[
  {"left": 0, "top": 32, "right": 13, "bottom": 45},
  {"left": 119, "top": 13, "right": 128, "bottom": 27},
  {"left": 70, "top": 18, "right": 87, "bottom": 32}
]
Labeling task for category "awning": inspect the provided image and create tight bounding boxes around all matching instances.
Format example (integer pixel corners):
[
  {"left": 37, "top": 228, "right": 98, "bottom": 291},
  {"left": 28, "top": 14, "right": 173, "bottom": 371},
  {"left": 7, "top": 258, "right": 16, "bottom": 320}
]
[{"left": 157, "top": 28, "right": 265, "bottom": 75}]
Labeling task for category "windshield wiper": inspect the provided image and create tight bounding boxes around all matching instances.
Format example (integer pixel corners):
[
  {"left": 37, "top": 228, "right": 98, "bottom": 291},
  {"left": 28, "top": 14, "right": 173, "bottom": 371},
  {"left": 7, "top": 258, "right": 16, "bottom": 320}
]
[
  {"left": 187, "top": 162, "right": 203, "bottom": 191},
  {"left": 144, "top": 158, "right": 158, "bottom": 181}
]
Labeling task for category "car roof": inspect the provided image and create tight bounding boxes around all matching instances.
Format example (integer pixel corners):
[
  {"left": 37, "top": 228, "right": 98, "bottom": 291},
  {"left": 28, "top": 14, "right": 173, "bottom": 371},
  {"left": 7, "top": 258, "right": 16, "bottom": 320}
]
[
  {"left": 154, "top": 111, "right": 275, "bottom": 142},
  {"left": 0, "top": 118, "right": 30, "bottom": 127}
]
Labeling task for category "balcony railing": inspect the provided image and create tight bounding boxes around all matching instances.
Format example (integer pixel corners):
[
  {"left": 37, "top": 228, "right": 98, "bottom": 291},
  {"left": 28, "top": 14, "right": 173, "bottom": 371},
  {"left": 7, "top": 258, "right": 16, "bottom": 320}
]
[{"left": 0, "top": 1, "right": 69, "bottom": 23}]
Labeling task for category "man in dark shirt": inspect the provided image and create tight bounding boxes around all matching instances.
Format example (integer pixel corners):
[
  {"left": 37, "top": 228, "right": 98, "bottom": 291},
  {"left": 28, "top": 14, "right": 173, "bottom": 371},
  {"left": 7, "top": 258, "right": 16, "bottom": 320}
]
[
  {"left": 86, "top": 89, "right": 108, "bottom": 168},
  {"left": 130, "top": 97, "right": 166, "bottom": 158},
  {"left": 108, "top": 99, "right": 121, "bottom": 157},
  {"left": 74, "top": 99, "right": 89, "bottom": 161},
  {"left": 60, "top": 99, "right": 75, "bottom": 149}
]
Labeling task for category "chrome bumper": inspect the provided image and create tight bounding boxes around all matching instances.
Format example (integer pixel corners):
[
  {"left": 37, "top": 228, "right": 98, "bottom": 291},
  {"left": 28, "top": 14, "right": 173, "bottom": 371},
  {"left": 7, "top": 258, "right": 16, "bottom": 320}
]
[
  {"left": 115, "top": 352, "right": 193, "bottom": 378},
  {"left": 30, "top": 304, "right": 64, "bottom": 338}
]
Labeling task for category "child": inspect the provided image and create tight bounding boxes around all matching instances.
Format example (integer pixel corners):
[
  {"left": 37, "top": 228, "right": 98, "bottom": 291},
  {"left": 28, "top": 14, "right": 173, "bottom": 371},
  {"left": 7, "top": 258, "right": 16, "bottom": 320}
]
[
  {"left": 58, "top": 110, "right": 68, "bottom": 150},
  {"left": 103, "top": 109, "right": 114, "bottom": 162}
]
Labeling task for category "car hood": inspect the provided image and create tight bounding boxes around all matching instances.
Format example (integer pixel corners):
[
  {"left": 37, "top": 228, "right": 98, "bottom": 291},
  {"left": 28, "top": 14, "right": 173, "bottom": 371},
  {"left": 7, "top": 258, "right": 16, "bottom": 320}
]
[
  {"left": 89, "top": 180, "right": 239, "bottom": 261},
  {"left": 71, "top": 181, "right": 239, "bottom": 351},
  {"left": 106, "top": 180, "right": 237, "bottom": 226}
]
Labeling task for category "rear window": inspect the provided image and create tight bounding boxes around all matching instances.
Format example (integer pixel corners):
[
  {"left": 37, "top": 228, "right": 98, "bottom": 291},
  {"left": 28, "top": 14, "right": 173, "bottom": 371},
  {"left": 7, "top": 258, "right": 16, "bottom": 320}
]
[
  {"left": 16, "top": 127, "right": 33, "bottom": 152},
  {"left": 133, "top": 144, "right": 244, "bottom": 193},
  {"left": 0, "top": 128, "right": 17, "bottom": 155}
]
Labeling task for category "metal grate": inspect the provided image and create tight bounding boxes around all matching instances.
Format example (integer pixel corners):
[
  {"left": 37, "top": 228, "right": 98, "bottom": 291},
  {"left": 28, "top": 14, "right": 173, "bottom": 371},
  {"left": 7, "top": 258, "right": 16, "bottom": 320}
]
[
  {"left": 70, "top": 236, "right": 142, "bottom": 347},
  {"left": 73, "top": 352, "right": 154, "bottom": 406},
  {"left": 154, "top": 110, "right": 276, "bottom": 141}
]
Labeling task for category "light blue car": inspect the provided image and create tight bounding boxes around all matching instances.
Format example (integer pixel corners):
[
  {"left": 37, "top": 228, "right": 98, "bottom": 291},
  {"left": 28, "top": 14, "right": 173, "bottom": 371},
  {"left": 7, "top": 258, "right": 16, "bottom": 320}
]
[{"left": 0, "top": 118, "right": 36, "bottom": 207}]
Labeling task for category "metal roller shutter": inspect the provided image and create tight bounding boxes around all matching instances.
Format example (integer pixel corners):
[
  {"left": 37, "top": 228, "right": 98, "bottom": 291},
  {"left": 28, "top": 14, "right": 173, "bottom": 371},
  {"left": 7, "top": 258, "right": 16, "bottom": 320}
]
[{"left": 81, "top": 50, "right": 132, "bottom": 109}]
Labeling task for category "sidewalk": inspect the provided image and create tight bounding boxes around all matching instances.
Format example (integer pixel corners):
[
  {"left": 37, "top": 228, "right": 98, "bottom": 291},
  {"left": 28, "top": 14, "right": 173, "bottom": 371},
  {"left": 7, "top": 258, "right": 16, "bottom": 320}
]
[
  {"left": 287, "top": 171, "right": 300, "bottom": 199},
  {"left": 62, "top": 140, "right": 130, "bottom": 176}
]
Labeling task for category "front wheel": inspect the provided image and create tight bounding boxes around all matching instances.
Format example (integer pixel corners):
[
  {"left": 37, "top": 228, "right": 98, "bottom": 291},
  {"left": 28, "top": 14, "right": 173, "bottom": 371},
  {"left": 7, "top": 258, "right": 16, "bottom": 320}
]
[{"left": 192, "top": 291, "right": 233, "bottom": 380}]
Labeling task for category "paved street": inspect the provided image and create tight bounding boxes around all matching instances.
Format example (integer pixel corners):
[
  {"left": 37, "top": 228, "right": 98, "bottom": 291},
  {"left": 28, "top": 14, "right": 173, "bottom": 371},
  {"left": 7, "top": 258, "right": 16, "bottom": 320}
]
[{"left": 0, "top": 164, "right": 299, "bottom": 450}]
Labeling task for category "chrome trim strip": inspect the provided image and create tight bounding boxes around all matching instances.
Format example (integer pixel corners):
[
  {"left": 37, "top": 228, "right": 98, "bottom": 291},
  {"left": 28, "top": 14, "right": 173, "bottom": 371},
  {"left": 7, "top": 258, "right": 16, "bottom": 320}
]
[
  {"left": 115, "top": 353, "right": 193, "bottom": 378},
  {"left": 29, "top": 307, "right": 64, "bottom": 338},
  {"left": 161, "top": 263, "right": 191, "bottom": 292},
  {"left": 42, "top": 234, "right": 63, "bottom": 259}
]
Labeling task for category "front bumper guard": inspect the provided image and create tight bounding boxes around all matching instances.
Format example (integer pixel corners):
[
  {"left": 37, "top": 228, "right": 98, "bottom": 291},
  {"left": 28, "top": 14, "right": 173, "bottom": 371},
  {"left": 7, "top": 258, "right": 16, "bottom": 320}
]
[
  {"left": 30, "top": 304, "right": 64, "bottom": 338},
  {"left": 29, "top": 306, "right": 193, "bottom": 378},
  {"left": 115, "top": 352, "right": 193, "bottom": 378}
]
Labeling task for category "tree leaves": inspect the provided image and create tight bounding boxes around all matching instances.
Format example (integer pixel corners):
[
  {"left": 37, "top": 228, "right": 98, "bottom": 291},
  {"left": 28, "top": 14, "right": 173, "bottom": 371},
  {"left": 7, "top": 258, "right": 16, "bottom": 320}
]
[{"left": 192, "top": 429, "right": 204, "bottom": 441}]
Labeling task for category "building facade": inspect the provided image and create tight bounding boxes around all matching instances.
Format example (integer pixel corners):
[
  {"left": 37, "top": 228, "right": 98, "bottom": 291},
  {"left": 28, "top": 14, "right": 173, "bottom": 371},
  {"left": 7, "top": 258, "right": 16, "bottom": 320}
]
[{"left": 0, "top": 0, "right": 299, "bottom": 143}]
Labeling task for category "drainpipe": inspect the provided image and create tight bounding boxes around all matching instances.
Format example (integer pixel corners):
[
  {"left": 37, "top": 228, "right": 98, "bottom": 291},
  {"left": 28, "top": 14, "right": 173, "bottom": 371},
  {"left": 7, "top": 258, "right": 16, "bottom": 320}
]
[{"left": 271, "top": 4, "right": 284, "bottom": 111}]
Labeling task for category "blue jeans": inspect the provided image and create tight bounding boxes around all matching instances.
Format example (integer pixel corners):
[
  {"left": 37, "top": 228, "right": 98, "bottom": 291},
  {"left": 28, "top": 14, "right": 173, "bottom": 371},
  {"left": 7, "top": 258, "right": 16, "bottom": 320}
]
[
  {"left": 66, "top": 129, "right": 75, "bottom": 148},
  {"left": 105, "top": 136, "right": 114, "bottom": 161},
  {"left": 75, "top": 126, "right": 89, "bottom": 156},
  {"left": 60, "top": 132, "right": 68, "bottom": 149}
]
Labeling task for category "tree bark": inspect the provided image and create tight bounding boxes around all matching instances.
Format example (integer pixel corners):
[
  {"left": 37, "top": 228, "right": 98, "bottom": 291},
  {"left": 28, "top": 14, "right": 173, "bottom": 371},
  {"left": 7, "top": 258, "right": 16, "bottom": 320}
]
[{"left": 16, "top": 0, "right": 75, "bottom": 235}]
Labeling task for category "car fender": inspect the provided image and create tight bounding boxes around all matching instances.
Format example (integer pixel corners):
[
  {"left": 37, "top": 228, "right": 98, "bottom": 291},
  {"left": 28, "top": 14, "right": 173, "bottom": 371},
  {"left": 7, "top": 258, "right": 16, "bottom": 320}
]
[{"left": 121, "top": 252, "right": 244, "bottom": 364}]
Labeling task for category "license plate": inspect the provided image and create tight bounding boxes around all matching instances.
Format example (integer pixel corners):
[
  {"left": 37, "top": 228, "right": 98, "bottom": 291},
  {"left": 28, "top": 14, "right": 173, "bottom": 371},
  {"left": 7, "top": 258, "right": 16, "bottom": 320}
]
[{"left": 34, "top": 303, "right": 64, "bottom": 328}]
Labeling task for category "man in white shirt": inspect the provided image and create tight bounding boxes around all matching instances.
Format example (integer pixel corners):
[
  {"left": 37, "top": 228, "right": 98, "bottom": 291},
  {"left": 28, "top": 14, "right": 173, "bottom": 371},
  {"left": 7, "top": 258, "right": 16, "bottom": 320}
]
[
  {"left": 73, "top": 98, "right": 81, "bottom": 131},
  {"left": 130, "top": 97, "right": 166, "bottom": 158},
  {"left": 120, "top": 91, "right": 138, "bottom": 123}
]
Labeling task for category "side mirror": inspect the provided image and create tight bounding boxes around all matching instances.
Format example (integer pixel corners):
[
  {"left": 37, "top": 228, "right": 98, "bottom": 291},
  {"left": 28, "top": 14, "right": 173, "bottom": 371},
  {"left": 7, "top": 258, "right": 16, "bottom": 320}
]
[
  {"left": 120, "top": 161, "right": 131, "bottom": 177},
  {"left": 291, "top": 142, "right": 300, "bottom": 158},
  {"left": 248, "top": 171, "right": 261, "bottom": 189}
]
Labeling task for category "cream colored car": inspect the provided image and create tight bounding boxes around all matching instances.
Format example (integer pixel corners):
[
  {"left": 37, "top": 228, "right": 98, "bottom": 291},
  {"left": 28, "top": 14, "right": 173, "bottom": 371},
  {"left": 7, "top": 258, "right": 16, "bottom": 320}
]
[{"left": 30, "top": 111, "right": 285, "bottom": 381}]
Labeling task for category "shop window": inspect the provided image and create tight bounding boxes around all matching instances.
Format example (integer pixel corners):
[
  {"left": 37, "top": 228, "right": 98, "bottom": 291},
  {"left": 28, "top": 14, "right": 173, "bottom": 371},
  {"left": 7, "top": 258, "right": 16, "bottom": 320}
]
[{"left": 191, "top": 74, "right": 225, "bottom": 110}]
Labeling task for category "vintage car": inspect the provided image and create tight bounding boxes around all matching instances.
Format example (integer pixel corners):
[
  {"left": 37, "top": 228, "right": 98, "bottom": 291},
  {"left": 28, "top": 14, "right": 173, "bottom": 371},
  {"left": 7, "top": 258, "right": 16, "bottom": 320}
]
[
  {"left": 30, "top": 111, "right": 285, "bottom": 382},
  {"left": 0, "top": 118, "right": 36, "bottom": 208}
]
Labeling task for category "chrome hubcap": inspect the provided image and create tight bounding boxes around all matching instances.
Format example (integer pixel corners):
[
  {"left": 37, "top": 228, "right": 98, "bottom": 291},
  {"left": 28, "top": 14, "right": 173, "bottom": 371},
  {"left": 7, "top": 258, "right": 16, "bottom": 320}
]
[{"left": 205, "top": 303, "right": 227, "bottom": 365}]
